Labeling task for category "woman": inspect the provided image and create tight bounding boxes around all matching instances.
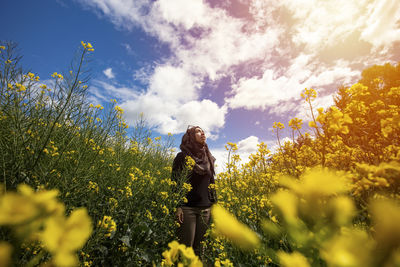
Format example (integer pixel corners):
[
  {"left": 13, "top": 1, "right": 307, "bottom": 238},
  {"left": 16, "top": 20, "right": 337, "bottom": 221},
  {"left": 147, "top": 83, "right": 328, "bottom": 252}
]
[{"left": 172, "top": 126, "right": 217, "bottom": 257}]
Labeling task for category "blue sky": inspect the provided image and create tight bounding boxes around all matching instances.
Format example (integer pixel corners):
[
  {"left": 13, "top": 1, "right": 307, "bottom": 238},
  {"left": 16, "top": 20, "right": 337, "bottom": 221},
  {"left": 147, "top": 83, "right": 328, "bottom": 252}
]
[{"left": 2, "top": 0, "right": 400, "bottom": 171}]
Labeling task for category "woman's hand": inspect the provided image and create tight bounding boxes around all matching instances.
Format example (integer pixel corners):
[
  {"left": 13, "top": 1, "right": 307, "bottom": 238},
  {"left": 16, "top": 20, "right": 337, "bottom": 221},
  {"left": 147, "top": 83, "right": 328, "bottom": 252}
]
[{"left": 176, "top": 207, "right": 184, "bottom": 224}]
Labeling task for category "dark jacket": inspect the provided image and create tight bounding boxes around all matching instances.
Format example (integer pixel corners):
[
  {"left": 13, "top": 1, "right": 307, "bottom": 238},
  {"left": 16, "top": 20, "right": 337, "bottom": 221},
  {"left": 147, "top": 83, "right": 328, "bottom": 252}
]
[{"left": 172, "top": 152, "right": 217, "bottom": 207}]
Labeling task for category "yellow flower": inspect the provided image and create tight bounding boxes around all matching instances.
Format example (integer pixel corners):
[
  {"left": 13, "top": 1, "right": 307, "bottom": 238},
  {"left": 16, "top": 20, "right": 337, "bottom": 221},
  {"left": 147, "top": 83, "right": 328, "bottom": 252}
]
[
  {"left": 320, "top": 228, "right": 373, "bottom": 267},
  {"left": 114, "top": 106, "right": 124, "bottom": 113},
  {"left": 211, "top": 204, "right": 260, "bottom": 250},
  {"left": 330, "top": 196, "right": 355, "bottom": 226},
  {"left": 273, "top": 122, "right": 285, "bottom": 130},
  {"left": 183, "top": 183, "right": 192, "bottom": 192},
  {"left": 86, "top": 42, "right": 94, "bottom": 51},
  {"left": 162, "top": 205, "right": 169, "bottom": 214},
  {"left": 288, "top": 118, "right": 303, "bottom": 130},
  {"left": 271, "top": 190, "right": 298, "bottom": 224},
  {"left": 301, "top": 88, "right": 317, "bottom": 101},
  {"left": 0, "top": 46, "right": 5, "bottom": 50},
  {"left": 98, "top": 216, "right": 116, "bottom": 237},
  {"left": 0, "top": 192, "right": 38, "bottom": 225},
  {"left": 161, "top": 241, "right": 202, "bottom": 267},
  {"left": 370, "top": 198, "right": 400, "bottom": 248},
  {"left": 277, "top": 251, "right": 310, "bottom": 267},
  {"left": 0, "top": 184, "right": 63, "bottom": 226},
  {"left": 27, "top": 72, "right": 35, "bottom": 79},
  {"left": 185, "top": 156, "right": 196, "bottom": 170},
  {"left": 279, "top": 167, "right": 349, "bottom": 197},
  {"left": 88, "top": 181, "right": 99, "bottom": 193},
  {"left": 308, "top": 121, "right": 317, "bottom": 128},
  {"left": 162, "top": 241, "right": 180, "bottom": 266},
  {"left": 5, "top": 60, "right": 11, "bottom": 64},
  {"left": 145, "top": 210, "right": 153, "bottom": 221},
  {"left": 225, "top": 142, "right": 238, "bottom": 152},
  {"left": 129, "top": 173, "right": 137, "bottom": 181},
  {"left": 160, "top": 191, "right": 168, "bottom": 199},
  {"left": 42, "top": 208, "right": 93, "bottom": 267}
]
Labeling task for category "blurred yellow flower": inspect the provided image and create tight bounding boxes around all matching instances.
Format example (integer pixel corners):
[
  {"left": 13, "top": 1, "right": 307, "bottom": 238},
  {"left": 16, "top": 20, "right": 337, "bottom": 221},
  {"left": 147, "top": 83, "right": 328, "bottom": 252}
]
[
  {"left": 0, "top": 192, "right": 39, "bottom": 225},
  {"left": 161, "top": 241, "right": 202, "bottom": 267},
  {"left": 370, "top": 198, "right": 400, "bottom": 248},
  {"left": 320, "top": 228, "right": 373, "bottom": 267},
  {"left": 277, "top": 251, "right": 310, "bottom": 267},
  {"left": 0, "top": 242, "right": 12, "bottom": 267},
  {"left": 330, "top": 196, "right": 355, "bottom": 226},
  {"left": 0, "top": 184, "right": 64, "bottom": 226},
  {"left": 271, "top": 190, "right": 298, "bottom": 224},
  {"left": 279, "top": 167, "right": 349, "bottom": 197},
  {"left": 162, "top": 241, "right": 181, "bottom": 266},
  {"left": 42, "top": 208, "right": 92, "bottom": 267},
  {"left": 211, "top": 204, "right": 260, "bottom": 250}
]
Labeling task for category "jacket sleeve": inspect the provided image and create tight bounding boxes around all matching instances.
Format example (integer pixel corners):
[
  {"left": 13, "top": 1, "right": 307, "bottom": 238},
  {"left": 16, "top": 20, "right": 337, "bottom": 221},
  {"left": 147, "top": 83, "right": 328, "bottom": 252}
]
[
  {"left": 171, "top": 152, "right": 186, "bottom": 207},
  {"left": 171, "top": 152, "right": 185, "bottom": 182}
]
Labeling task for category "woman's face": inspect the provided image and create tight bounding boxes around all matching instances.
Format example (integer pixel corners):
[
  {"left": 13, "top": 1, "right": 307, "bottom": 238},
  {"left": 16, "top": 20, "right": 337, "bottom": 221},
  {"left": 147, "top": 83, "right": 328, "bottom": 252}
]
[{"left": 194, "top": 127, "right": 206, "bottom": 144}]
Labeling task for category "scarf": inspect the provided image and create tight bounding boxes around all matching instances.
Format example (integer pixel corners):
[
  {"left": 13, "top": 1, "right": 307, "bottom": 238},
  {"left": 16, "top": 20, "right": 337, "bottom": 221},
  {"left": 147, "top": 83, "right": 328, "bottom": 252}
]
[{"left": 179, "top": 126, "right": 215, "bottom": 176}]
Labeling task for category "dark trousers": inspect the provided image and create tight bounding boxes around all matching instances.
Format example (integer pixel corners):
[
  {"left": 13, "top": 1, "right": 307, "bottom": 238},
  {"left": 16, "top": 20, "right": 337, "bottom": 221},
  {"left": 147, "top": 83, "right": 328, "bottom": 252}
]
[{"left": 177, "top": 206, "right": 211, "bottom": 257}]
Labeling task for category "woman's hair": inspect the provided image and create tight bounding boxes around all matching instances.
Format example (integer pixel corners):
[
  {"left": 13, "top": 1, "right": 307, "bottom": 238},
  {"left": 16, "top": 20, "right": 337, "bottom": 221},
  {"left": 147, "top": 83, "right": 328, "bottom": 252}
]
[{"left": 180, "top": 126, "right": 215, "bottom": 175}]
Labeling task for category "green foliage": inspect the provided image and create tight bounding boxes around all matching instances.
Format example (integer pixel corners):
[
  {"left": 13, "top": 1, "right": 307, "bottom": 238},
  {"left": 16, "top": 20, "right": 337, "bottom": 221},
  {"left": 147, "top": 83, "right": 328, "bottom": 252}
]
[{"left": 0, "top": 41, "right": 185, "bottom": 266}]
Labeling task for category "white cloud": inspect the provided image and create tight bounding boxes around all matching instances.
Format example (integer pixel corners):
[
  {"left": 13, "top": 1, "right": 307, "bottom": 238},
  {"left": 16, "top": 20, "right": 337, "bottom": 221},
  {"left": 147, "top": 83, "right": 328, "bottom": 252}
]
[
  {"left": 121, "top": 95, "right": 227, "bottom": 135},
  {"left": 282, "top": 0, "right": 400, "bottom": 51},
  {"left": 283, "top": 0, "right": 366, "bottom": 50},
  {"left": 91, "top": 80, "right": 138, "bottom": 100},
  {"left": 175, "top": 100, "right": 227, "bottom": 134},
  {"left": 225, "top": 68, "right": 302, "bottom": 110},
  {"left": 209, "top": 147, "right": 229, "bottom": 174},
  {"left": 154, "top": 0, "right": 211, "bottom": 30},
  {"left": 77, "top": 0, "right": 399, "bottom": 139},
  {"left": 238, "top": 135, "right": 260, "bottom": 153},
  {"left": 226, "top": 56, "right": 361, "bottom": 113},
  {"left": 148, "top": 65, "right": 201, "bottom": 102},
  {"left": 103, "top": 68, "right": 115, "bottom": 79},
  {"left": 360, "top": 0, "right": 400, "bottom": 48}
]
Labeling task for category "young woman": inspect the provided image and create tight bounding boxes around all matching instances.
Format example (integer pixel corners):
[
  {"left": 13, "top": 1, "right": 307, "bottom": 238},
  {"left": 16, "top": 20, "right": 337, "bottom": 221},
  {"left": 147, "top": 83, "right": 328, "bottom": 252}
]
[{"left": 172, "top": 126, "right": 217, "bottom": 257}]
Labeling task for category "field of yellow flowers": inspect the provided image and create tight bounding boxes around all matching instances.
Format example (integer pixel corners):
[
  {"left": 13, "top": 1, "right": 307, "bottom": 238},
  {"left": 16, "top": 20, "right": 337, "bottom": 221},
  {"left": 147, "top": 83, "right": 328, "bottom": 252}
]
[{"left": 0, "top": 41, "right": 399, "bottom": 267}]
